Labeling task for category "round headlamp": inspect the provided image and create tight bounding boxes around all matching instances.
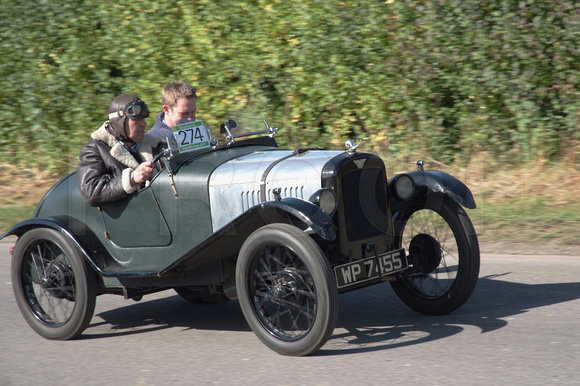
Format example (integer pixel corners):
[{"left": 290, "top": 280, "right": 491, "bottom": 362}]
[
  {"left": 310, "top": 189, "right": 338, "bottom": 216},
  {"left": 395, "top": 174, "right": 415, "bottom": 200}
]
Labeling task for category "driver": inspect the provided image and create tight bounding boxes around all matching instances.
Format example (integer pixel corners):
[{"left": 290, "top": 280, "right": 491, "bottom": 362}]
[{"left": 77, "top": 94, "right": 163, "bottom": 206}]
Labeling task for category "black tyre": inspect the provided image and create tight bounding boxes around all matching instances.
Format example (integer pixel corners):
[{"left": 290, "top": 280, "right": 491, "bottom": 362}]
[
  {"left": 11, "top": 228, "right": 97, "bottom": 340},
  {"left": 391, "top": 193, "right": 480, "bottom": 315},
  {"left": 236, "top": 223, "right": 338, "bottom": 356}
]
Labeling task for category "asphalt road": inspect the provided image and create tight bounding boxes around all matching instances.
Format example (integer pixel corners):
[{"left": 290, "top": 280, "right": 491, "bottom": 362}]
[{"left": 1, "top": 238, "right": 579, "bottom": 386}]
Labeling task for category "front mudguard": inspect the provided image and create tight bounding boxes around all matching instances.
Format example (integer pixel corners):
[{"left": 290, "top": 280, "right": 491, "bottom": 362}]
[
  {"left": 388, "top": 170, "right": 476, "bottom": 216},
  {"left": 261, "top": 197, "right": 336, "bottom": 241}
]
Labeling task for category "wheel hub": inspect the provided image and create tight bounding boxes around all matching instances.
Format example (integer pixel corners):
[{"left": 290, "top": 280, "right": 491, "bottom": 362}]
[
  {"left": 409, "top": 233, "right": 442, "bottom": 274},
  {"left": 272, "top": 268, "right": 306, "bottom": 305},
  {"left": 42, "top": 262, "right": 75, "bottom": 301}
]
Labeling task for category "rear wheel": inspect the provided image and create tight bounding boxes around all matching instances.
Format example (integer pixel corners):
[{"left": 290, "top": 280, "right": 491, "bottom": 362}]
[
  {"left": 236, "top": 224, "right": 338, "bottom": 356},
  {"left": 391, "top": 193, "right": 480, "bottom": 315},
  {"left": 11, "top": 228, "right": 96, "bottom": 339}
]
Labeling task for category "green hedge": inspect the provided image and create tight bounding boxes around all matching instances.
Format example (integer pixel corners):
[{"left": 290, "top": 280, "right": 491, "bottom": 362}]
[{"left": 1, "top": 0, "right": 579, "bottom": 173}]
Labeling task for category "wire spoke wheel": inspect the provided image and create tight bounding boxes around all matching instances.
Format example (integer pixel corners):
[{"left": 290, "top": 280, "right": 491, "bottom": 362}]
[
  {"left": 237, "top": 224, "right": 338, "bottom": 356},
  {"left": 12, "top": 228, "right": 96, "bottom": 340},
  {"left": 404, "top": 211, "right": 457, "bottom": 298},
  {"left": 25, "top": 240, "right": 77, "bottom": 324},
  {"left": 251, "top": 245, "right": 317, "bottom": 340},
  {"left": 392, "top": 193, "right": 480, "bottom": 315}
]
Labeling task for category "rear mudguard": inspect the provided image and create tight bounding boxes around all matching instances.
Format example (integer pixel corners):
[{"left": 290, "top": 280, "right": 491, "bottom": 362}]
[
  {"left": 1, "top": 218, "right": 107, "bottom": 275},
  {"left": 388, "top": 170, "right": 476, "bottom": 216}
]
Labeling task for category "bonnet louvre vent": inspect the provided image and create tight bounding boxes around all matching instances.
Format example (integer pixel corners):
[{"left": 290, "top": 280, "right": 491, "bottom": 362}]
[{"left": 241, "top": 186, "right": 306, "bottom": 211}]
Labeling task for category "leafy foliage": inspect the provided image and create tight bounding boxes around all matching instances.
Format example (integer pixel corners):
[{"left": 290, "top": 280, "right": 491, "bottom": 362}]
[{"left": 1, "top": 0, "right": 579, "bottom": 173}]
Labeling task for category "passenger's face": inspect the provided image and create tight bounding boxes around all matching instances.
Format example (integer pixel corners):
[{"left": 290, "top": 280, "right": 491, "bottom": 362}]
[
  {"left": 163, "top": 97, "right": 197, "bottom": 128},
  {"left": 126, "top": 116, "right": 147, "bottom": 143}
]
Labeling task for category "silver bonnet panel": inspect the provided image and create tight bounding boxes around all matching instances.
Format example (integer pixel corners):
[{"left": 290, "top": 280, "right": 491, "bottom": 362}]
[{"left": 209, "top": 150, "right": 343, "bottom": 231}]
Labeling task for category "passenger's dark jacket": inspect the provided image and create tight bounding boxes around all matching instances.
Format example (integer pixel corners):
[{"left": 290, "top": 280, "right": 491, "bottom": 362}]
[
  {"left": 77, "top": 123, "right": 162, "bottom": 206},
  {"left": 148, "top": 112, "right": 172, "bottom": 141},
  {"left": 148, "top": 111, "right": 178, "bottom": 149}
]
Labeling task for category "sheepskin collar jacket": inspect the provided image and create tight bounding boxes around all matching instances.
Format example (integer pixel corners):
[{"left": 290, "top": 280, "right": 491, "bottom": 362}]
[{"left": 76, "top": 122, "right": 162, "bottom": 206}]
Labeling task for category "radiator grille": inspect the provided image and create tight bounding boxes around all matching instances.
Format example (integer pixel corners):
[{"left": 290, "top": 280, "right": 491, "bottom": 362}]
[{"left": 341, "top": 168, "right": 388, "bottom": 241}]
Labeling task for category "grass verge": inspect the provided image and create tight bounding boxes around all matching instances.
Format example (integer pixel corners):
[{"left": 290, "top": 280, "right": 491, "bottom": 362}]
[
  {"left": 0, "top": 206, "right": 37, "bottom": 233},
  {"left": 471, "top": 199, "right": 580, "bottom": 246}
]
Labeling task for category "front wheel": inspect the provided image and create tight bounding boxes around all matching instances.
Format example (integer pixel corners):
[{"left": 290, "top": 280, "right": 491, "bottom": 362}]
[
  {"left": 236, "top": 224, "right": 339, "bottom": 356},
  {"left": 391, "top": 193, "right": 480, "bottom": 315},
  {"left": 11, "top": 228, "right": 96, "bottom": 340}
]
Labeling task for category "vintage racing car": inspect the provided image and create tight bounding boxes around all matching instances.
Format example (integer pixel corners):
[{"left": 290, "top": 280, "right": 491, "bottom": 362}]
[{"left": 2, "top": 112, "right": 480, "bottom": 356}]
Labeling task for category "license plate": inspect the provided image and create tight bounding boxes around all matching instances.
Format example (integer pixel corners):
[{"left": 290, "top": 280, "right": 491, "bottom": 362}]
[{"left": 334, "top": 248, "right": 407, "bottom": 289}]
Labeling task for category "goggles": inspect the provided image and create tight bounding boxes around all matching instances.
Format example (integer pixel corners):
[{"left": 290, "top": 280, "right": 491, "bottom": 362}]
[{"left": 108, "top": 100, "right": 150, "bottom": 120}]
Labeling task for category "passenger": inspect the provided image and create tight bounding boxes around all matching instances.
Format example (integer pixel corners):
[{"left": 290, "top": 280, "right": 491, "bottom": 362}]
[
  {"left": 148, "top": 80, "right": 197, "bottom": 146},
  {"left": 77, "top": 94, "right": 163, "bottom": 206}
]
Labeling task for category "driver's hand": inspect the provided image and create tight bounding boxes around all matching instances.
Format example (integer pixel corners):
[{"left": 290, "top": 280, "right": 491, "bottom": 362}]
[{"left": 132, "top": 161, "right": 154, "bottom": 184}]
